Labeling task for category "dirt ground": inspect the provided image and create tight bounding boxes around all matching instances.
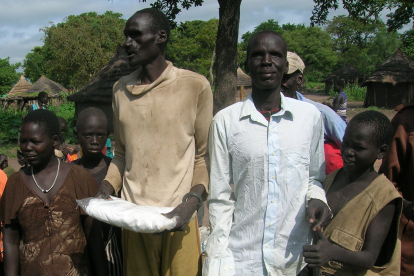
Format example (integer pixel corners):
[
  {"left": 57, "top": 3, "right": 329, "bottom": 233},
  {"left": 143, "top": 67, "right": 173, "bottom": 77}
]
[{"left": 4, "top": 94, "right": 393, "bottom": 227}]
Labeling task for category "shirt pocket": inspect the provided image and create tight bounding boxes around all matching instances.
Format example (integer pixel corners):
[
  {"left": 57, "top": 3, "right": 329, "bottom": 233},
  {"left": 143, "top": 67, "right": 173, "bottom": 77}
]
[
  {"left": 285, "top": 151, "right": 309, "bottom": 187},
  {"left": 329, "top": 228, "right": 364, "bottom": 251}
]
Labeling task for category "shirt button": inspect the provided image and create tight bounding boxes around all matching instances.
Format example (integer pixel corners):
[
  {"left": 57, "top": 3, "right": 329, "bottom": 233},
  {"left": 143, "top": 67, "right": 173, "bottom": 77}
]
[
  {"left": 271, "top": 199, "right": 275, "bottom": 203},
  {"left": 270, "top": 129, "right": 274, "bottom": 133},
  {"left": 272, "top": 176, "right": 275, "bottom": 179},
  {"left": 266, "top": 245, "right": 270, "bottom": 248},
  {"left": 269, "top": 223, "right": 272, "bottom": 226},
  {"left": 224, "top": 268, "right": 227, "bottom": 271},
  {"left": 272, "top": 152, "right": 275, "bottom": 156}
]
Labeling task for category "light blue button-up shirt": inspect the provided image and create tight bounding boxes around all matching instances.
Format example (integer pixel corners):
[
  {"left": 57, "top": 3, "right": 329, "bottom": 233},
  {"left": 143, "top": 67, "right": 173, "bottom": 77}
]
[
  {"left": 296, "top": 92, "right": 346, "bottom": 147},
  {"left": 203, "top": 93, "right": 327, "bottom": 276}
]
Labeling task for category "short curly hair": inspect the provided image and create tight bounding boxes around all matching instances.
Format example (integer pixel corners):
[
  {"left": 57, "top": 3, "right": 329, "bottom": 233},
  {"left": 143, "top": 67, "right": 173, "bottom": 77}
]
[
  {"left": 349, "top": 110, "right": 393, "bottom": 148},
  {"left": 76, "top": 107, "right": 109, "bottom": 132},
  {"left": 22, "top": 109, "right": 60, "bottom": 138}
]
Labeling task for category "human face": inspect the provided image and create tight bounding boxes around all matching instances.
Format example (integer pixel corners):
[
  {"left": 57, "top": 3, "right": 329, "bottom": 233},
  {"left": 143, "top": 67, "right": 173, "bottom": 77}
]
[
  {"left": 59, "top": 122, "right": 67, "bottom": 137},
  {"left": 123, "top": 13, "right": 161, "bottom": 67},
  {"left": 340, "top": 122, "right": 385, "bottom": 176},
  {"left": 20, "top": 122, "right": 58, "bottom": 166},
  {"left": 39, "top": 96, "right": 49, "bottom": 105},
  {"left": 246, "top": 34, "right": 288, "bottom": 92},
  {"left": 281, "top": 71, "right": 303, "bottom": 98},
  {"left": 75, "top": 116, "right": 108, "bottom": 159}
]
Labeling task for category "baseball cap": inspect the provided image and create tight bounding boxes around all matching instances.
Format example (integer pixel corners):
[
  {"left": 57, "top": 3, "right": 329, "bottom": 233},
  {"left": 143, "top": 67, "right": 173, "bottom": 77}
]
[{"left": 287, "top": 51, "right": 305, "bottom": 74}]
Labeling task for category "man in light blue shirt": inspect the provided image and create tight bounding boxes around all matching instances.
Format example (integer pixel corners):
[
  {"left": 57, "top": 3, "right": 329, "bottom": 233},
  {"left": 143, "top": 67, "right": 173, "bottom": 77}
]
[
  {"left": 203, "top": 30, "right": 331, "bottom": 276},
  {"left": 281, "top": 52, "right": 346, "bottom": 174}
]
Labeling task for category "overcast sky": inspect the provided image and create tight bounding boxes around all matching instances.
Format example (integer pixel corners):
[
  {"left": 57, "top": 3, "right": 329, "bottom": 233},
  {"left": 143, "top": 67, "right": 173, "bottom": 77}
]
[{"left": 0, "top": 0, "right": 405, "bottom": 67}]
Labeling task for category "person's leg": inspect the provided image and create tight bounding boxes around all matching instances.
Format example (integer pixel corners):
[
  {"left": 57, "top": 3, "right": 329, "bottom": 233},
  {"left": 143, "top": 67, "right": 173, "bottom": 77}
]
[
  {"left": 122, "top": 229, "right": 163, "bottom": 276},
  {"left": 161, "top": 218, "right": 202, "bottom": 276}
]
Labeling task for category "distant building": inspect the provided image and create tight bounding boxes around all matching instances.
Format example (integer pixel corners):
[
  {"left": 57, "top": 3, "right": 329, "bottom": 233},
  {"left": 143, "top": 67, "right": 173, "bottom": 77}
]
[
  {"left": 323, "top": 63, "right": 366, "bottom": 94},
  {"left": 67, "top": 46, "right": 139, "bottom": 133},
  {"left": 362, "top": 49, "right": 414, "bottom": 108}
]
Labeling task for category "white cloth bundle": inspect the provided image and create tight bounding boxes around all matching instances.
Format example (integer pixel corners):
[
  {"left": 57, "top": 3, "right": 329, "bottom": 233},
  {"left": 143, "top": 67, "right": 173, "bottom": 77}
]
[{"left": 76, "top": 197, "right": 177, "bottom": 233}]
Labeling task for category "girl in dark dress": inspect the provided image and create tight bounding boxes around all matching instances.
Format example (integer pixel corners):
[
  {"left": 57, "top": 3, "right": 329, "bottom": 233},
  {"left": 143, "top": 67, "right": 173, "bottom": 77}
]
[{"left": 1, "top": 109, "right": 108, "bottom": 276}]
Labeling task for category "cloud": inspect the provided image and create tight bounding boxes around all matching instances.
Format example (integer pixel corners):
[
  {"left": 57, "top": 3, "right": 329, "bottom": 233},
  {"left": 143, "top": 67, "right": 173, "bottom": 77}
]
[{"left": 1, "top": 0, "right": 407, "bottom": 66}]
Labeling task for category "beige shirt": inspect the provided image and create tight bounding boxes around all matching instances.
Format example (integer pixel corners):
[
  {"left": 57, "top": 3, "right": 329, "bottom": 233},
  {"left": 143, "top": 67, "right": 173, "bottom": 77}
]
[{"left": 104, "top": 61, "right": 213, "bottom": 208}]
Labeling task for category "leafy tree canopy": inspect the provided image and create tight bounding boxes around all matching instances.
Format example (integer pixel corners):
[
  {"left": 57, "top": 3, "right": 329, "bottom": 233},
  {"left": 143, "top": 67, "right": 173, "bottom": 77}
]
[
  {"left": 326, "top": 16, "right": 400, "bottom": 74},
  {"left": 0, "top": 57, "right": 21, "bottom": 95},
  {"left": 166, "top": 19, "right": 218, "bottom": 81},
  {"left": 27, "top": 11, "right": 126, "bottom": 89},
  {"left": 23, "top": 46, "right": 47, "bottom": 83},
  {"left": 311, "top": 0, "right": 414, "bottom": 31},
  {"left": 401, "top": 28, "right": 414, "bottom": 60}
]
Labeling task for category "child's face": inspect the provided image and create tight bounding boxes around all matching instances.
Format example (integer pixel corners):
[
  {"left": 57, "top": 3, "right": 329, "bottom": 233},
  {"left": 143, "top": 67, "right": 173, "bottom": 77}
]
[
  {"left": 76, "top": 116, "right": 108, "bottom": 158},
  {"left": 59, "top": 123, "right": 68, "bottom": 136},
  {"left": 20, "top": 122, "right": 58, "bottom": 166},
  {"left": 340, "top": 121, "right": 382, "bottom": 175}
]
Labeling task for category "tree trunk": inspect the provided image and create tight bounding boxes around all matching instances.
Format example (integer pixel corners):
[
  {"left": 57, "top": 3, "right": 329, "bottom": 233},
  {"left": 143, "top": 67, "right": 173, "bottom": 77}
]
[
  {"left": 209, "top": 45, "right": 216, "bottom": 85},
  {"left": 213, "top": 0, "right": 242, "bottom": 115}
]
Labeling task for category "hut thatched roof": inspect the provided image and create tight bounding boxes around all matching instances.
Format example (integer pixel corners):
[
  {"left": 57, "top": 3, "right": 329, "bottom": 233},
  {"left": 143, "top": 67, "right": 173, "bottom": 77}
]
[
  {"left": 68, "top": 45, "right": 139, "bottom": 103},
  {"left": 362, "top": 49, "right": 414, "bottom": 86},
  {"left": 7, "top": 75, "right": 32, "bottom": 96},
  {"left": 323, "top": 63, "right": 366, "bottom": 82},
  {"left": 6, "top": 76, "right": 68, "bottom": 99},
  {"left": 237, "top": 67, "right": 251, "bottom": 87}
]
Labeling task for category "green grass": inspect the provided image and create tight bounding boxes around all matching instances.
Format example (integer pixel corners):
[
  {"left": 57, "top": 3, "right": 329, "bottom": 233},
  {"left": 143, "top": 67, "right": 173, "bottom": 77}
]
[{"left": 0, "top": 145, "right": 19, "bottom": 158}]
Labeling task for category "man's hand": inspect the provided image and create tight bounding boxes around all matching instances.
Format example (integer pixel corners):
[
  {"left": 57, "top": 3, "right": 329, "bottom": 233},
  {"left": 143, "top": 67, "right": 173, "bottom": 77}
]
[
  {"left": 95, "top": 180, "right": 115, "bottom": 199},
  {"left": 162, "top": 196, "right": 199, "bottom": 232},
  {"left": 161, "top": 184, "right": 206, "bottom": 233},
  {"left": 303, "top": 228, "right": 335, "bottom": 267},
  {"left": 307, "top": 199, "right": 331, "bottom": 231}
]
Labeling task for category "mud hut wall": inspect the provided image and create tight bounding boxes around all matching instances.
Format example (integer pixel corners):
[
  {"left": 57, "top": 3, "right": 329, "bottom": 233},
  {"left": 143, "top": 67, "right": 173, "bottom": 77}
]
[
  {"left": 366, "top": 83, "right": 409, "bottom": 108},
  {"left": 75, "top": 102, "right": 114, "bottom": 133}
]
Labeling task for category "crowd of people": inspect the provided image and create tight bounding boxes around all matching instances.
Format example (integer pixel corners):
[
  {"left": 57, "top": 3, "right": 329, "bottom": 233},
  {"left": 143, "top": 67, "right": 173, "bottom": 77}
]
[{"left": 0, "top": 7, "right": 413, "bottom": 276}]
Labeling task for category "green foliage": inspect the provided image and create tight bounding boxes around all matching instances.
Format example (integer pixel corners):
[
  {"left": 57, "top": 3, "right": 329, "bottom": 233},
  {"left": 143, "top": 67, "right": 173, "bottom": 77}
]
[
  {"left": 34, "top": 11, "right": 126, "bottom": 89},
  {"left": 326, "top": 16, "right": 400, "bottom": 75},
  {"left": 56, "top": 92, "right": 77, "bottom": 143},
  {"left": 23, "top": 46, "right": 47, "bottom": 83},
  {"left": 0, "top": 145, "right": 18, "bottom": 159},
  {"left": 329, "top": 82, "right": 366, "bottom": 101},
  {"left": 150, "top": 0, "right": 204, "bottom": 29},
  {"left": 0, "top": 109, "right": 23, "bottom": 145},
  {"left": 165, "top": 19, "right": 218, "bottom": 81},
  {"left": 367, "top": 106, "right": 378, "bottom": 111},
  {"left": 401, "top": 28, "right": 414, "bottom": 60},
  {"left": 311, "top": 0, "right": 413, "bottom": 31},
  {"left": 0, "top": 57, "right": 21, "bottom": 95},
  {"left": 306, "top": 82, "right": 325, "bottom": 92}
]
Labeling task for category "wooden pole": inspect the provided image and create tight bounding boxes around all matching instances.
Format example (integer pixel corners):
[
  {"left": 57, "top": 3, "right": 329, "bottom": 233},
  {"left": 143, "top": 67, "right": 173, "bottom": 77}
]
[{"left": 240, "top": 86, "right": 245, "bottom": 101}]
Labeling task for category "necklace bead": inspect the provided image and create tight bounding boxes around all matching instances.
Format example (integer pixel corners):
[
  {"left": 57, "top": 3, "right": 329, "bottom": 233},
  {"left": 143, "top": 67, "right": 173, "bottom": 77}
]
[{"left": 31, "top": 159, "right": 61, "bottom": 193}]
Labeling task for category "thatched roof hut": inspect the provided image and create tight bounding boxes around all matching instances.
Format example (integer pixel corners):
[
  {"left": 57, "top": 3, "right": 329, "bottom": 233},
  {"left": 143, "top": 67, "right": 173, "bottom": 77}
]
[
  {"left": 67, "top": 45, "right": 139, "bottom": 132},
  {"left": 236, "top": 67, "right": 252, "bottom": 101},
  {"left": 362, "top": 49, "right": 414, "bottom": 108},
  {"left": 7, "top": 75, "right": 32, "bottom": 96},
  {"left": 2, "top": 75, "right": 66, "bottom": 112},
  {"left": 323, "top": 63, "right": 366, "bottom": 94},
  {"left": 23, "top": 76, "right": 68, "bottom": 97}
]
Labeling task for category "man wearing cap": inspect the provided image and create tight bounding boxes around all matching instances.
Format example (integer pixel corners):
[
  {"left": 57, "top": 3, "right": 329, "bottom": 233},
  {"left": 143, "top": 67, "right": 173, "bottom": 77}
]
[{"left": 281, "top": 52, "right": 346, "bottom": 174}]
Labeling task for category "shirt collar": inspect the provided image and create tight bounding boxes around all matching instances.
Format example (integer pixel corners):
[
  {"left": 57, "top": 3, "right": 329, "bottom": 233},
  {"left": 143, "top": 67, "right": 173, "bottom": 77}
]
[{"left": 239, "top": 92, "right": 294, "bottom": 125}]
